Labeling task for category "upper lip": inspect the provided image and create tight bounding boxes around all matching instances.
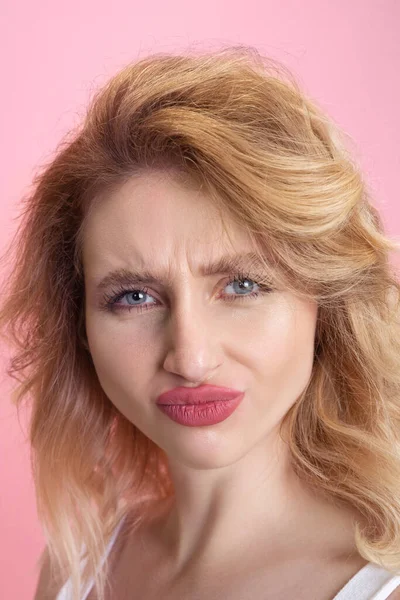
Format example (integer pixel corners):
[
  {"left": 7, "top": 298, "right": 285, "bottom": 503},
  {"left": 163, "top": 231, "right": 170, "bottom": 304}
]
[{"left": 156, "top": 385, "right": 244, "bottom": 405}]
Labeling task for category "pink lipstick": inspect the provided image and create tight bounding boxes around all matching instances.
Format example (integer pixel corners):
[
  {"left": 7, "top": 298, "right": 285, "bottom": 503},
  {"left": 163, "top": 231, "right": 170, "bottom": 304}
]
[{"left": 155, "top": 385, "right": 244, "bottom": 427}]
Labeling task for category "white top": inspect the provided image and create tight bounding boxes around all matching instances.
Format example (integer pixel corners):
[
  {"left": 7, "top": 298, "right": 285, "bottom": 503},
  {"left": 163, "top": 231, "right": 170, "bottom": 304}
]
[{"left": 56, "top": 516, "right": 400, "bottom": 600}]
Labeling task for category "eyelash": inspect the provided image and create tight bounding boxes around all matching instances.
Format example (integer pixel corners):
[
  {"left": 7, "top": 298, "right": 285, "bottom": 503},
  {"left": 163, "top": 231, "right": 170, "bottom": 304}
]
[{"left": 100, "top": 271, "right": 273, "bottom": 314}]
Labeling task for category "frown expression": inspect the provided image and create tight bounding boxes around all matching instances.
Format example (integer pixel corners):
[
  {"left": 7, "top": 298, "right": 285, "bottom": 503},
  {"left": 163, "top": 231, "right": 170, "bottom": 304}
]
[{"left": 82, "top": 170, "right": 318, "bottom": 468}]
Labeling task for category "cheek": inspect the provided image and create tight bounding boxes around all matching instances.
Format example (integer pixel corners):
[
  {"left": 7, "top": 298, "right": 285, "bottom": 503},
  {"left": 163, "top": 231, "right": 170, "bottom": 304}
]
[
  {"left": 232, "top": 298, "right": 317, "bottom": 403},
  {"left": 85, "top": 314, "right": 159, "bottom": 407}
]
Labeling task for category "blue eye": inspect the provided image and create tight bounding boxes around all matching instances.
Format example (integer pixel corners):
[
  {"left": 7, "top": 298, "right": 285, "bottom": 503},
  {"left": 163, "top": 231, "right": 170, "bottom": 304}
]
[
  {"left": 101, "top": 273, "right": 273, "bottom": 314},
  {"left": 225, "top": 276, "right": 259, "bottom": 297}
]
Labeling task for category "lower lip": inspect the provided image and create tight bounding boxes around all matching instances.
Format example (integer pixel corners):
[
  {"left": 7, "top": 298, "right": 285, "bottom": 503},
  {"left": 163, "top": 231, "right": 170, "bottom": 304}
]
[{"left": 157, "top": 394, "right": 244, "bottom": 427}]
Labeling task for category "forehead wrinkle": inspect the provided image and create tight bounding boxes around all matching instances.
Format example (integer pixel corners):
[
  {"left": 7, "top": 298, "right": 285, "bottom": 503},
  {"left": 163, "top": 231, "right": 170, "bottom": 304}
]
[{"left": 93, "top": 251, "right": 273, "bottom": 292}]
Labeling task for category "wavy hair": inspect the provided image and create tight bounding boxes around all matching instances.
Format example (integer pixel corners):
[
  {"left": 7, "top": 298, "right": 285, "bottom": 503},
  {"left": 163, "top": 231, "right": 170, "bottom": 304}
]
[{"left": 1, "top": 45, "right": 400, "bottom": 600}]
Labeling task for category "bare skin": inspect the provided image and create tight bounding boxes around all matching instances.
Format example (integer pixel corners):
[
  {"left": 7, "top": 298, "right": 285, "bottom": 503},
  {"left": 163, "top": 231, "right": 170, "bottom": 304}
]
[
  {"left": 81, "top": 168, "right": 387, "bottom": 599},
  {"left": 85, "top": 497, "right": 369, "bottom": 600}
]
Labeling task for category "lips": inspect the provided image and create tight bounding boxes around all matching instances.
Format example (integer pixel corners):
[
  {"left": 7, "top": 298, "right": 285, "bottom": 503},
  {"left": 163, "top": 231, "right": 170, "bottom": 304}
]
[{"left": 156, "top": 384, "right": 243, "bottom": 405}]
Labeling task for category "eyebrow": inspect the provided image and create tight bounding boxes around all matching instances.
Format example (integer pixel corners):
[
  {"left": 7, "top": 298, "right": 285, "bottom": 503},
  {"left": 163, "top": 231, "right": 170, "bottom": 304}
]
[{"left": 94, "top": 252, "right": 273, "bottom": 292}]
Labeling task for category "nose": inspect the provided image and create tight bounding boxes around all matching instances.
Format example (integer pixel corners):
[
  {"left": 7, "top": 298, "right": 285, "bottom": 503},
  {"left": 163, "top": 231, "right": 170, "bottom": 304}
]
[{"left": 162, "top": 302, "right": 222, "bottom": 385}]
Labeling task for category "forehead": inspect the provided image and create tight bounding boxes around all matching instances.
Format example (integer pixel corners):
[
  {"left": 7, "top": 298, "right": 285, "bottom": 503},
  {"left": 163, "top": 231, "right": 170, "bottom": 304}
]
[{"left": 82, "top": 170, "right": 257, "bottom": 270}]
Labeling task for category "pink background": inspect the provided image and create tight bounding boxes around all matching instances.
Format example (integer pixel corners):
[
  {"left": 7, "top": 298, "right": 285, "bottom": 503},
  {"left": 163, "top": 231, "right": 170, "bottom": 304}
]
[{"left": 1, "top": 1, "right": 399, "bottom": 597}]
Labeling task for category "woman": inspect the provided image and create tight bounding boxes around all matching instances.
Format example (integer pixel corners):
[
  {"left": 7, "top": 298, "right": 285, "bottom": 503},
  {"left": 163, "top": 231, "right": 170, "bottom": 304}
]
[{"left": 1, "top": 46, "right": 400, "bottom": 600}]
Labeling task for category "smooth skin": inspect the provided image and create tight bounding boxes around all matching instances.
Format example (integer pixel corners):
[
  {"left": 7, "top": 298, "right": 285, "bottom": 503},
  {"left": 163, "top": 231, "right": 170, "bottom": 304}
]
[{"left": 36, "top": 169, "right": 400, "bottom": 599}]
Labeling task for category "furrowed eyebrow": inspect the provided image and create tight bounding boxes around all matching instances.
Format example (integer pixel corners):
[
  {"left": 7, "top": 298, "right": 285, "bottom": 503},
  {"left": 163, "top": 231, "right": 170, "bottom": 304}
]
[{"left": 94, "top": 252, "right": 273, "bottom": 292}]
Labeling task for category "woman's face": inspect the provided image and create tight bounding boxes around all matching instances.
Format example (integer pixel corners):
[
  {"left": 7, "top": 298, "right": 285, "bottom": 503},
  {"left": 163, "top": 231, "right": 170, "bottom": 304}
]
[{"left": 82, "top": 170, "right": 318, "bottom": 468}]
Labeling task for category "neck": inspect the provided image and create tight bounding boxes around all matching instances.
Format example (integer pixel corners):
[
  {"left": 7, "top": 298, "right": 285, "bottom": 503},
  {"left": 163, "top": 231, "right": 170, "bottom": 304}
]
[{"left": 148, "top": 433, "right": 360, "bottom": 581}]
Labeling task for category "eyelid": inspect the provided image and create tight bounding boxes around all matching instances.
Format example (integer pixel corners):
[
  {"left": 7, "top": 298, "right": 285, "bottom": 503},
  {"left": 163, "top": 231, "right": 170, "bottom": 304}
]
[
  {"left": 100, "top": 271, "right": 274, "bottom": 311},
  {"left": 115, "top": 271, "right": 272, "bottom": 293}
]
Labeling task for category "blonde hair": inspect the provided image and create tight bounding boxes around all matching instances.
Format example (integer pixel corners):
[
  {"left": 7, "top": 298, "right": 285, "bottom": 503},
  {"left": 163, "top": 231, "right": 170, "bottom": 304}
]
[{"left": 1, "top": 45, "right": 400, "bottom": 600}]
